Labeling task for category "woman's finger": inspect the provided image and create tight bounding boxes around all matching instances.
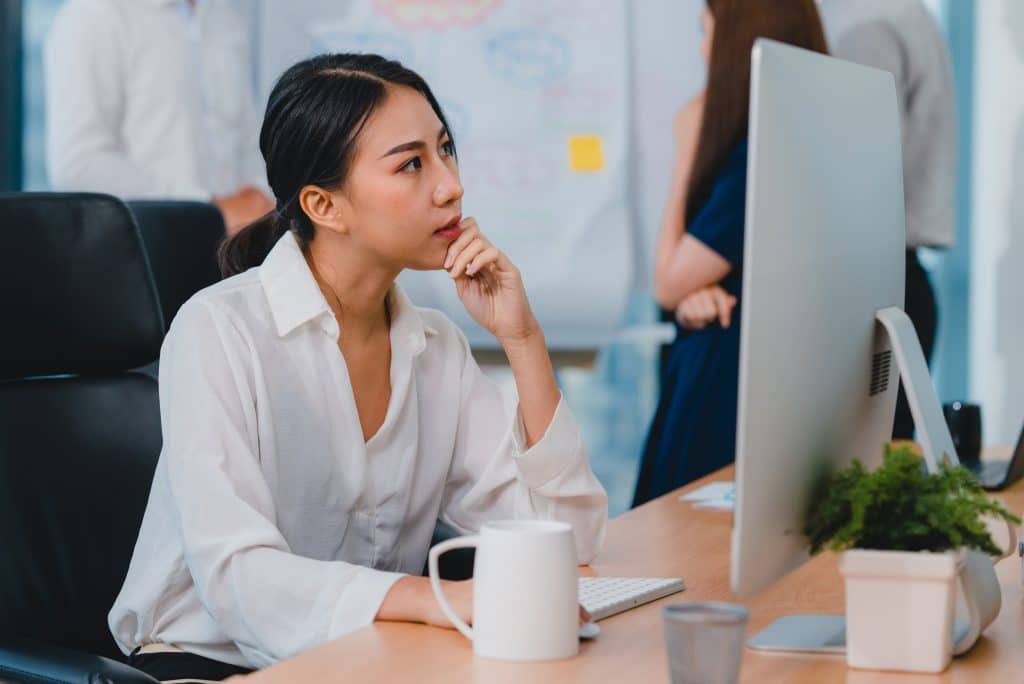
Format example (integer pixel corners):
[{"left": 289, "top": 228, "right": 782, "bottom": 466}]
[
  {"left": 674, "top": 301, "right": 689, "bottom": 325},
  {"left": 579, "top": 604, "right": 592, "bottom": 624},
  {"left": 676, "top": 301, "right": 704, "bottom": 329},
  {"left": 467, "top": 246, "right": 500, "bottom": 276},
  {"left": 676, "top": 299, "right": 694, "bottom": 326},
  {"left": 712, "top": 289, "right": 736, "bottom": 328},
  {"left": 491, "top": 247, "right": 518, "bottom": 273},
  {"left": 443, "top": 219, "right": 480, "bottom": 269},
  {"left": 698, "top": 291, "right": 717, "bottom": 322},
  {"left": 449, "top": 238, "right": 489, "bottom": 279}
]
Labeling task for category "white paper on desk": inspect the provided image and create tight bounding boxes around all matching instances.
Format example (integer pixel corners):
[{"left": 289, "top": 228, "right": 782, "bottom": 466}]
[
  {"left": 680, "top": 482, "right": 735, "bottom": 502},
  {"left": 693, "top": 498, "right": 735, "bottom": 511}
]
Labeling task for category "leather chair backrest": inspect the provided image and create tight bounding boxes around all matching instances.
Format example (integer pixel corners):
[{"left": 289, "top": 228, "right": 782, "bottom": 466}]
[
  {"left": 129, "top": 200, "right": 225, "bottom": 331},
  {"left": 0, "top": 193, "right": 164, "bottom": 660}
]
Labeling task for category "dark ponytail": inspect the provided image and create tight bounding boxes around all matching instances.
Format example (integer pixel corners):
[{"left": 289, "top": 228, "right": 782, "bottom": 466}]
[
  {"left": 218, "top": 53, "right": 455, "bottom": 277},
  {"left": 217, "top": 211, "right": 286, "bottom": 278}
]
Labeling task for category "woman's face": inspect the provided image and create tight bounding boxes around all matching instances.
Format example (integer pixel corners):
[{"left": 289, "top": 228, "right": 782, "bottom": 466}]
[
  {"left": 700, "top": 6, "right": 715, "bottom": 65},
  {"left": 334, "top": 85, "right": 464, "bottom": 271}
]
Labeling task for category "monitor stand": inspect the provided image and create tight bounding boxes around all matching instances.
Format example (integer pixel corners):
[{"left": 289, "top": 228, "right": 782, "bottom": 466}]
[
  {"left": 745, "top": 306, "right": 962, "bottom": 654},
  {"left": 875, "top": 306, "right": 960, "bottom": 472},
  {"left": 747, "top": 616, "right": 972, "bottom": 654}
]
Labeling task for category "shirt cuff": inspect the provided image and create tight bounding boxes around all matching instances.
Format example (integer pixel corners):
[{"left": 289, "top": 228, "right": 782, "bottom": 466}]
[
  {"left": 327, "top": 568, "right": 406, "bottom": 639},
  {"left": 511, "top": 394, "right": 583, "bottom": 490}
]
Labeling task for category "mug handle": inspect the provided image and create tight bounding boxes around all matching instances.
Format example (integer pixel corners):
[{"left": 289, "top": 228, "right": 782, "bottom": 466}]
[
  {"left": 428, "top": 536, "right": 479, "bottom": 641},
  {"left": 953, "top": 553, "right": 983, "bottom": 656}
]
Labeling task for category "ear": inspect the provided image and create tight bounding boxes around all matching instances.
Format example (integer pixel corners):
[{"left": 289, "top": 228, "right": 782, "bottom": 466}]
[{"left": 299, "top": 185, "right": 351, "bottom": 236}]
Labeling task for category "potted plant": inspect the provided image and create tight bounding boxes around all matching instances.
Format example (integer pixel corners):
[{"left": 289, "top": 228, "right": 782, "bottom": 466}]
[{"left": 805, "top": 444, "right": 1020, "bottom": 673}]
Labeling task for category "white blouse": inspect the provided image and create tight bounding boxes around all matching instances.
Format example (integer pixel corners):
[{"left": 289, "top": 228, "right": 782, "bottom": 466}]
[{"left": 108, "top": 232, "right": 608, "bottom": 669}]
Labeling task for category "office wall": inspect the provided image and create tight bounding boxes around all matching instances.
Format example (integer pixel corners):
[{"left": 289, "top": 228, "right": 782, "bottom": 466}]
[{"left": 971, "top": 0, "right": 1024, "bottom": 444}]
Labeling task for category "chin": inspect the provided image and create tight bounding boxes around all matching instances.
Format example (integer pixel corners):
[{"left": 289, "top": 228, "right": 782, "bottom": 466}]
[
  {"left": 403, "top": 250, "right": 447, "bottom": 272},
  {"left": 405, "top": 262, "right": 443, "bottom": 273}
]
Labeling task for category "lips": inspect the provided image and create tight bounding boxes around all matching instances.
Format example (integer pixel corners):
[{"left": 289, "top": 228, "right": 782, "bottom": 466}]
[{"left": 434, "top": 215, "right": 462, "bottom": 239}]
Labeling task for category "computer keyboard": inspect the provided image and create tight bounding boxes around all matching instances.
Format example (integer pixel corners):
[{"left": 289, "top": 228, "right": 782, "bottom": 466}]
[{"left": 579, "top": 577, "right": 686, "bottom": 621}]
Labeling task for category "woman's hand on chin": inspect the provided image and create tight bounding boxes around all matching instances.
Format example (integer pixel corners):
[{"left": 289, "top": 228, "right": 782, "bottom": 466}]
[{"left": 443, "top": 218, "right": 541, "bottom": 346}]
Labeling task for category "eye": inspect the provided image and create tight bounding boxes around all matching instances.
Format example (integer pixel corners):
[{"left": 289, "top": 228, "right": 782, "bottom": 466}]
[
  {"left": 399, "top": 156, "right": 422, "bottom": 173},
  {"left": 441, "top": 139, "right": 456, "bottom": 158}
]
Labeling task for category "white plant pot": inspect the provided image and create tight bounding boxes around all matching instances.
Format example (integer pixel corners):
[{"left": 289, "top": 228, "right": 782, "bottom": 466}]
[{"left": 838, "top": 548, "right": 962, "bottom": 673}]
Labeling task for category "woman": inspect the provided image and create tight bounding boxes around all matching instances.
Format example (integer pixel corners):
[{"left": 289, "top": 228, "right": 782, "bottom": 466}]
[
  {"left": 109, "top": 53, "right": 607, "bottom": 681},
  {"left": 633, "top": 1, "right": 828, "bottom": 506}
]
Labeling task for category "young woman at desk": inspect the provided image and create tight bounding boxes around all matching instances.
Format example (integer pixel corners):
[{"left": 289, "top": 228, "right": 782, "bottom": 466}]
[
  {"left": 108, "top": 54, "right": 607, "bottom": 682},
  {"left": 633, "top": 0, "right": 829, "bottom": 506}
]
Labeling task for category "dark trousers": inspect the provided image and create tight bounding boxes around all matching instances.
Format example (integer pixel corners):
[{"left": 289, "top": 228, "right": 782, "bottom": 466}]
[
  {"left": 892, "top": 249, "right": 938, "bottom": 439},
  {"left": 129, "top": 648, "right": 253, "bottom": 682}
]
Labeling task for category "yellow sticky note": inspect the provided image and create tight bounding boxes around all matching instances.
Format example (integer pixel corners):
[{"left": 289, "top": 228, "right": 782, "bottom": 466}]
[{"left": 568, "top": 135, "right": 605, "bottom": 172}]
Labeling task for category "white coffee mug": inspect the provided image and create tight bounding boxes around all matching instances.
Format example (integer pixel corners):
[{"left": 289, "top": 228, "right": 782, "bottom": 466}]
[{"left": 428, "top": 520, "right": 579, "bottom": 661}]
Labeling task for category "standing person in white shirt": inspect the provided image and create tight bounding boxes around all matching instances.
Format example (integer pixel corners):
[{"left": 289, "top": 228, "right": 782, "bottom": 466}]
[
  {"left": 44, "top": 0, "right": 274, "bottom": 234},
  {"left": 820, "top": 0, "right": 957, "bottom": 438},
  {"left": 108, "top": 53, "right": 607, "bottom": 681}
]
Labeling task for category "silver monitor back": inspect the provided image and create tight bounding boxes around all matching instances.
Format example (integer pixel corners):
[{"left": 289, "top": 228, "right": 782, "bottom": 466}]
[{"left": 730, "top": 40, "right": 905, "bottom": 599}]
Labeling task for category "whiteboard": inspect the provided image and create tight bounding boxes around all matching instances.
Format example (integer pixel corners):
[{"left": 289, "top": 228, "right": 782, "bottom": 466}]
[{"left": 252, "top": 0, "right": 705, "bottom": 349}]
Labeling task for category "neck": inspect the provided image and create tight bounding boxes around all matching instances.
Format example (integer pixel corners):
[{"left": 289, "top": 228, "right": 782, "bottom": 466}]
[{"left": 303, "top": 233, "right": 398, "bottom": 343}]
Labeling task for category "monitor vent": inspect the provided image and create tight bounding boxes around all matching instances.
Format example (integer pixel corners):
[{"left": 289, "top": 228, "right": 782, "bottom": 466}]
[{"left": 870, "top": 350, "right": 892, "bottom": 396}]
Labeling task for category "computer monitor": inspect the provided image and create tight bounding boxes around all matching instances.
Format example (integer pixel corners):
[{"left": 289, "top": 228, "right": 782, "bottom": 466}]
[{"left": 730, "top": 40, "right": 959, "bottom": 651}]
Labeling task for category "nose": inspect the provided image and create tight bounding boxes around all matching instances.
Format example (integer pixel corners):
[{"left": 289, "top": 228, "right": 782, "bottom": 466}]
[{"left": 433, "top": 165, "right": 464, "bottom": 206}]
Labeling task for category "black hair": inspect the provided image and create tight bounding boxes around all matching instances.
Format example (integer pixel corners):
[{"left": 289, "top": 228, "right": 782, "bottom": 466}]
[{"left": 218, "top": 53, "right": 454, "bottom": 277}]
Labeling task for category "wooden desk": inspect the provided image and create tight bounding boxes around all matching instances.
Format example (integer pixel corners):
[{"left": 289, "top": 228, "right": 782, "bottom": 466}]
[{"left": 238, "top": 447, "right": 1024, "bottom": 683}]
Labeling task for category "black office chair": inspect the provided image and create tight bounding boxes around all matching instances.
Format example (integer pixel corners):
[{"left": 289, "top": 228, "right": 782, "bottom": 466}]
[
  {"left": 0, "top": 193, "right": 164, "bottom": 684},
  {"left": 129, "top": 200, "right": 226, "bottom": 333},
  {"left": 425, "top": 520, "right": 476, "bottom": 581}
]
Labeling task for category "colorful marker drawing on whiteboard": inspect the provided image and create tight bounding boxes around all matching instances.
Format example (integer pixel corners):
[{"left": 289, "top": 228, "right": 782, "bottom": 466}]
[
  {"left": 543, "top": 82, "right": 617, "bottom": 112},
  {"left": 485, "top": 30, "right": 571, "bottom": 87},
  {"left": 374, "top": 0, "right": 502, "bottom": 29},
  {"left": 460, "top": 143, "right": 560, "bottom": 191},
  {"left": 568, "top": 135, "right": 604, "bottom": 172}
]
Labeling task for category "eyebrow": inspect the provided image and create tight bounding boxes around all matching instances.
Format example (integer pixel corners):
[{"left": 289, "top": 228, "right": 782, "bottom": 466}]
[{"left": 380, "top": 126, "right": 449, "bottom": 158}]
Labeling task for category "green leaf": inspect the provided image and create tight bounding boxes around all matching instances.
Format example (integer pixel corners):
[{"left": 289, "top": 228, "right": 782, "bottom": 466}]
[{"left": 804, "top": 444, "right": 1021, "bottom": 555}]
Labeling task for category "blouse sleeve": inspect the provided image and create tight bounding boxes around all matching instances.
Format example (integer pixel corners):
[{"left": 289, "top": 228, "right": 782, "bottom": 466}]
[{"left": 438, "top": 330, "right": 608, "bottom": 563}]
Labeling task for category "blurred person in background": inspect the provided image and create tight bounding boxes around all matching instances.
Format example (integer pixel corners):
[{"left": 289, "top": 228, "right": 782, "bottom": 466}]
[
  {"left": 820, "top": 0, "right": 957, "bottom": 439},
  {"left": 633, "top": 0, "right": 829, "bottom": 506},
  {"left": 44, "top": 0, "right": 273, "bottom": 234}
]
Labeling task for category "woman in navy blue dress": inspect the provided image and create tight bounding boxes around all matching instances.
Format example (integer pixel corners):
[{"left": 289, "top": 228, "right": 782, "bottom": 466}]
[{"left": 633, "top": 0, "right": 829, "bottom": 506}]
